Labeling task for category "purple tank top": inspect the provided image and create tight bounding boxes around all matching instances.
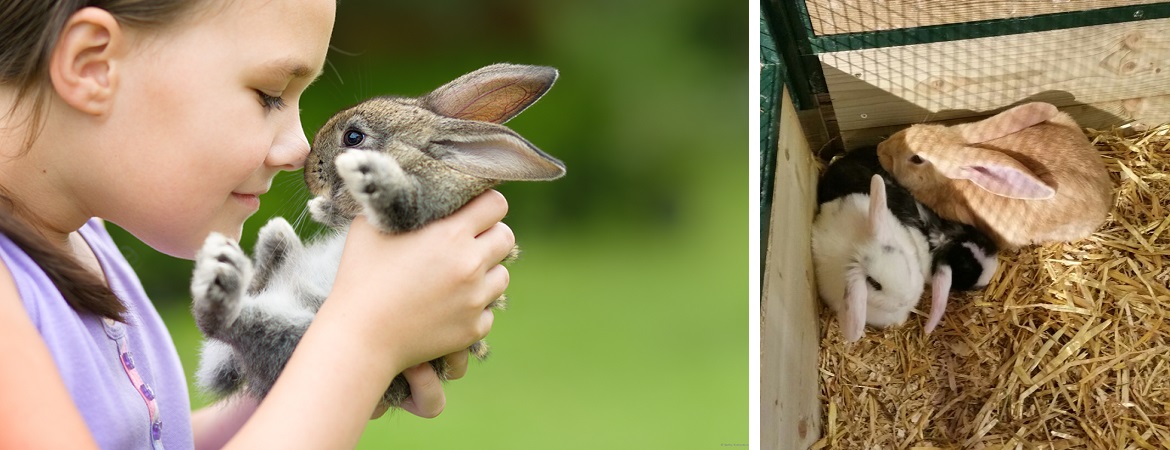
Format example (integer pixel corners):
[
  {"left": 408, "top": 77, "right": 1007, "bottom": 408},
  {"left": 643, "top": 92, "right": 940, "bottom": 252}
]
[{"left": 0, "top": 219, "right": 193, "bottom": 449}]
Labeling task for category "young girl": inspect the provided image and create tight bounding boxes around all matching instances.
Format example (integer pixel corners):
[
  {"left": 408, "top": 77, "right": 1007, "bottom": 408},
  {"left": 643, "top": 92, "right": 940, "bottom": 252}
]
[{"left": 0, "top": 0, "right": 514, "bottom": 448}]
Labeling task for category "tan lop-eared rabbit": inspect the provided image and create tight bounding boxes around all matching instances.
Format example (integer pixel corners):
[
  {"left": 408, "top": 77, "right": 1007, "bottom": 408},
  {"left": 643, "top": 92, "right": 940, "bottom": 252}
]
[{"left": 876, "top": 102, "right": 1114, "bottom": 249}]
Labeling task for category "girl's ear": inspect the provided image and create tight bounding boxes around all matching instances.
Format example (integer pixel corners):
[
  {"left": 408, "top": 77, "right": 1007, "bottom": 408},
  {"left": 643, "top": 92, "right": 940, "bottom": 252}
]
[
  {"left": 947, "top": 147, "right": 1055, "bottom": 199},
  {"left": 49, "top": 7, "right": 124, "bottom": 116},
  {"left": 958, "top": 102, "right": 1059, "bottom": 144}
]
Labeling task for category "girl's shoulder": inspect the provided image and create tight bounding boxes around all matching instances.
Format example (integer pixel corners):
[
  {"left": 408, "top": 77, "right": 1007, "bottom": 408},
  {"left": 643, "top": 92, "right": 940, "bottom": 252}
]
[
  {"left": 0, "top": 221, "right": 63, "bottom": 318},
  {"left": 0, "top": 233, "right": 99, "bottom": 448},
  {"left": 0, "top": 219, "right": 194, "bottom": 448},
  {"left": 0, "top": 218, "right": 110, "bottom": 319},
  {"left": 0, "top": 228, "right": 23, "bottom": 316}
]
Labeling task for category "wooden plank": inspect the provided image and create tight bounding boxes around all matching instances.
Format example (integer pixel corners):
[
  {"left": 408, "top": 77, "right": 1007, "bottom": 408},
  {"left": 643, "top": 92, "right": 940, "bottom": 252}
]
[
  {"left": 804, "top": 0, "right": 1165, "bottom": 35},
  {"left": 838, "top": 93, "right": 1170, "bottom": 149},
  {"left": 818, "top": 18, "right": 1170, "bottom": 134},
  {"left": 761, "top": 86, "right": 822, "bottom": 450}
]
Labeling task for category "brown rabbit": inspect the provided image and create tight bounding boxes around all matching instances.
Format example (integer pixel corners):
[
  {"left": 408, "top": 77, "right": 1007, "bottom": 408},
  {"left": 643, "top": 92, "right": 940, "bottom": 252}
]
[
  {"left": 876, "top": 102, "right": 1113, "bottom": 249},
  {"left": 189, "top": 63, "right": 565, "bottom": 415}
]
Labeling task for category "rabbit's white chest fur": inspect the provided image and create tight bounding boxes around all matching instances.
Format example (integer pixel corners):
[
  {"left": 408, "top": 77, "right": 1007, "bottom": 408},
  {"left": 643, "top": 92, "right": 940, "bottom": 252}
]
[{"left": 256, "top": 231, "right": 347, "bottom": 312}]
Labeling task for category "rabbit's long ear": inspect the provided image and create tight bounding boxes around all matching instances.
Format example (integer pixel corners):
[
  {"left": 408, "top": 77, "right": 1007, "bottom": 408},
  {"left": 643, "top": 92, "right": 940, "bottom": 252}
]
[
  {"left": 428, "top": 119, "right": 566, "bottom": 181},
  {"left": 958, "top": 102, "right": 1059, "bottom": 144},
  {"left": 937, "top": 147, "right": 1055, "bottom": 199},
  {"left": 422, "top": 64, "right": 558, "bottom": 124},
  {"left": 841, "top": 267, "right": 868, "bottom": 342},
  {"left": 924, "top": 266, "right": 952, "bottom": 334},
  {"left": 867, "top": 175, "right": 889, "bottom": 238}
]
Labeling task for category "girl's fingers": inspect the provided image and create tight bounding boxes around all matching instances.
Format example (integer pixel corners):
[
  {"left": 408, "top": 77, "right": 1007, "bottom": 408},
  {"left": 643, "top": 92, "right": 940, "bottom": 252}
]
[
  {"left": 476, "top": 222, "right": 516, "bottom": 268},
  {"left": 445, "top": 190, "right": 509, "bottom": 234},
  {"left": 443, "top": 350, "right": 470, "bottom": 380},
  {"left": 399, "top": 363, "right": 446, "bottom": 419},
  {"left": 480, "top": 264, "right": 509, "bottom": 311},
  {"left": 477, "top": 304, "right": 496, "bottom": 341}
]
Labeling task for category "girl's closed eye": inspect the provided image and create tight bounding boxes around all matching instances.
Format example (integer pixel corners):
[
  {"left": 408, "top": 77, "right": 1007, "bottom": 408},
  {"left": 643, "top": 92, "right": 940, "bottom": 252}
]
[{"left": 256, "top": 90, "right": 287, "bottom": 111}]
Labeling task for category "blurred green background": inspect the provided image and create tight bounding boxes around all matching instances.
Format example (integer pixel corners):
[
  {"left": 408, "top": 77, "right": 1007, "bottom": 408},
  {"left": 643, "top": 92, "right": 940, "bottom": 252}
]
[{"left": 107, "top": 0, "right": 747, "bottom": 448}]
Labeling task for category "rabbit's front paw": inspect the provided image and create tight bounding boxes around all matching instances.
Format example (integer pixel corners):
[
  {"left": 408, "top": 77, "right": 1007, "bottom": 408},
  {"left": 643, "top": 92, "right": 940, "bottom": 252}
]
[
  {"left": 251, "top": 218, "right": 302, "bottom": 294},
  {"left": 191, "top": 233, "right": 254, "bottom": 339},
  {"left": 334, "top": 150, "right": 414, "bottom": 230}
]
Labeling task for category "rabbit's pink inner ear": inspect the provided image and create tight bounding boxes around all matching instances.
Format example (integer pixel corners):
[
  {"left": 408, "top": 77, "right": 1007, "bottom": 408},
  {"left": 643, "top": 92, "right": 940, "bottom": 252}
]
[
  {"left": 940, "top": 146, "right": 1054, "bottom": 199},
  {"left": 925, "top": 266, "right": 953, "bottom": 334},
  {"left": 432, "top": 120, "right": 566, "bottom": 181},
  {"left": 959, "top": 102, "right": 1060, "bottom": 143},
  {"left": 423, "top": 65, "right": 558, "bottom": 124},
  {"left": 841, "top": 269, "right": 868, "bottom": 342},
  {"left": 957, "top": 159, "right": 1055, "bottom": 200},
  {"left": 867, "top": 175, "right": 888, "bottom": 236}
]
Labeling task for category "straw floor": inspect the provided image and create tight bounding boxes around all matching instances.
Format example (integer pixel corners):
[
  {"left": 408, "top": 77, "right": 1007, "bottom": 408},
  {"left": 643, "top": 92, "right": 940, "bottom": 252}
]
[{"left": 813, "top": 124, "right": 1170, "bottom": 449}]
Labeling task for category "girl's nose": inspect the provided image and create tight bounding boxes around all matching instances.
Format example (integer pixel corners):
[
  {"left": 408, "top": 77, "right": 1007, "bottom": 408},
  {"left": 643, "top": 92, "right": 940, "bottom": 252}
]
[{"left": 268, "top": 116, "right": 310, "bottom": 170}]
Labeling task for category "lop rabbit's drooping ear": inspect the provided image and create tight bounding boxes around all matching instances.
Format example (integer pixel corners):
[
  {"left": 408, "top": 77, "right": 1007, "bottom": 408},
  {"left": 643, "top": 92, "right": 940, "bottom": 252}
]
[
  {"left": 925, "top": 266, "right": 952, "bottom": 334},
  {"left": 940, "top": 147, "right": 1055, "bottom": 200},
  {"left": 943, "top": 102, "right": 1061, "bottom": 199},
  {"left": 839, "top": 175, "right": 895, "bottom": 343},
  {"left": 876, "top": 100, "right": 1113, "bottom": 248},
  {"left": 841, "top": 266, "right": 868, "bottom": 342}
]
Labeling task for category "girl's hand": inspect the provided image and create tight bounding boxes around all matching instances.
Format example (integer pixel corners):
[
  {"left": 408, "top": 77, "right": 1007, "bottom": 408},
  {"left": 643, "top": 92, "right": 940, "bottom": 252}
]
[
  {"left": 238, "top": 191, "right": 512, "bottom": 449},
  {"left": 370, "top": 349, "right": 470, "bottom": 419},
  {"left": 325, "top": 189, "right": 513, "bottom": 381}
]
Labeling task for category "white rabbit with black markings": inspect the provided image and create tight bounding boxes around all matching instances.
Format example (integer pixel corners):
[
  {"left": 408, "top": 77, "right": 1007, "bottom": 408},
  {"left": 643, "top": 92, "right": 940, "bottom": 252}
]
[
  {"left": 813, "top": 173, "right": 932, "bottom": 342},
  {"left": 814, "top": 146, "right": 999, "bottom": 340},
  {"left": 189, "top": 63, "right": 566, "bottom": 413}
]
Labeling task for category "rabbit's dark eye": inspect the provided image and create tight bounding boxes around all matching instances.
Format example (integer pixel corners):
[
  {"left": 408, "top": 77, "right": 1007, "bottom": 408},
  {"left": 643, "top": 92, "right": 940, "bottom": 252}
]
[
  {"left": 343, "top": 129, "right": 365, "bottom": 147},
  {"left": 866, "top": 276, "right": 882, "bottom": 291},
  {"left": 910, "top": 155, "right": 925, "bottom": 165}
]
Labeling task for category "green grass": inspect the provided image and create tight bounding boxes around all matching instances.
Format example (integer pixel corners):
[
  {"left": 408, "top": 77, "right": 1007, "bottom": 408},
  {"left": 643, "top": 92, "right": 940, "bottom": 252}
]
[{"left": 157, "top": 162, "right": 746, "bottom": 449}]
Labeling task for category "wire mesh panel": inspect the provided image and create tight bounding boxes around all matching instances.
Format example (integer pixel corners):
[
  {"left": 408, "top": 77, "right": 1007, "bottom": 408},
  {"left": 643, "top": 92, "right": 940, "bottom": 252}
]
[
  {"left": 803, "top": 0, "right": 1165, "bottom": 35},
  {"left": 779, "top": 1, "right": 1170, "bottom": 149}
]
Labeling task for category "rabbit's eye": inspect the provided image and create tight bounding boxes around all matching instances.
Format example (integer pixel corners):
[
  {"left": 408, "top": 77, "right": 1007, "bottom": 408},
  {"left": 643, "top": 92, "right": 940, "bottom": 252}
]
[
  {"left": 910, "top": 155, "right": 925, "bottom": 165},
  {"left": 865, "top": 276, "right": 882, "bottom": 291},
  {"left": 343, "top": 129, "right": 365, "bottom": 147}
]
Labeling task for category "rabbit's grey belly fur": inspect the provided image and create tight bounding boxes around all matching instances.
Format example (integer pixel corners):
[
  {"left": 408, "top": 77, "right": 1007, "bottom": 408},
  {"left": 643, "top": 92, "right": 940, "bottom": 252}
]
[
  {"left": 189, "top": 153, "right": 471, "bottom": 410},
  {"left": 190, "top": 149, "right": 498, "bottom": 406},
  {"left": 191, "top": 224, "right": 343, "bottom": 400},
  {"left": 191, "top": 216, "right": 465, "bottom": 409}
]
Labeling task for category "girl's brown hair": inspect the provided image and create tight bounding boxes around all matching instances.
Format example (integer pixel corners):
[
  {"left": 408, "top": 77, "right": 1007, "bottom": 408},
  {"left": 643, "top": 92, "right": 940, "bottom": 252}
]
[{"left": 0, "top": 0, "right": 204, "bottom": 321}]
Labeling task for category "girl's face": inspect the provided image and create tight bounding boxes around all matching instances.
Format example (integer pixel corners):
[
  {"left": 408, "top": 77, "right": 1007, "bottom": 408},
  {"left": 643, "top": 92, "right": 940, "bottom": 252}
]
[{"left": 90, "top": 0, "right": 335, "bottom": 258}]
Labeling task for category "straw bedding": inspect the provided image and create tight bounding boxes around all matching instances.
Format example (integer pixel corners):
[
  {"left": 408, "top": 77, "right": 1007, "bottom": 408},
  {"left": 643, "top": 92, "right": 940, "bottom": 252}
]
[{"left": 812, "top": 124, "right": 1170, "bottom": 449}]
